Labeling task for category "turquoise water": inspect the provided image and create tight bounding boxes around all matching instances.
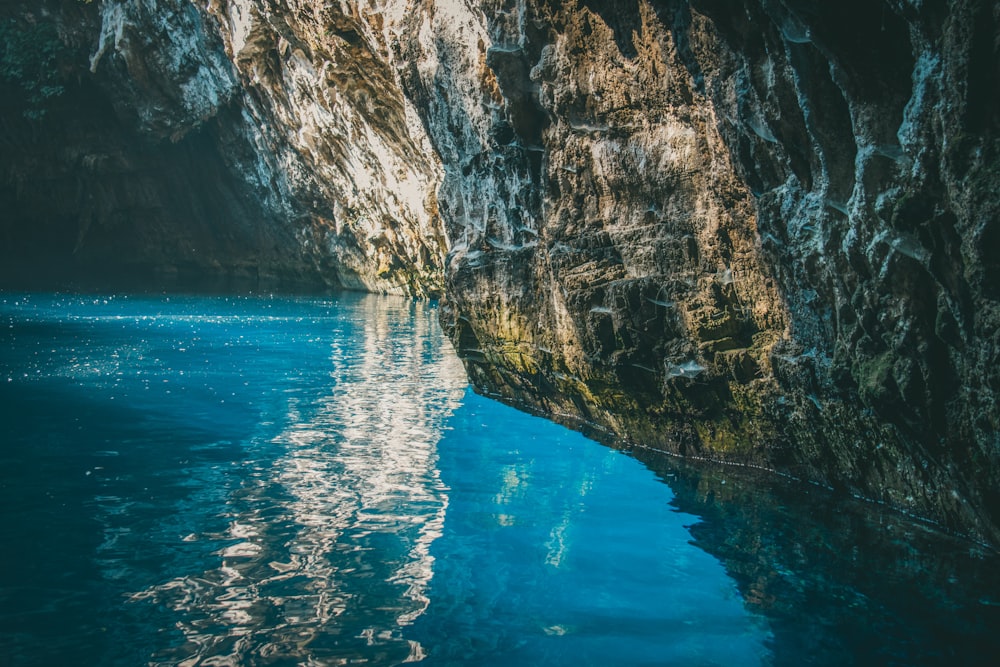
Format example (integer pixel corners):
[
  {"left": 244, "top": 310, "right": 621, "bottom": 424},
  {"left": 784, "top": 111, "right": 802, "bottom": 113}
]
[{"left": 0, "top": 293, "right": 997, "bottom": 666}]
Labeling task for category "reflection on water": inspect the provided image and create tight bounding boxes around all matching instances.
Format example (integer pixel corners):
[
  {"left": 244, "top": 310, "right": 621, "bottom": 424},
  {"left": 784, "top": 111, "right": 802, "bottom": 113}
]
[
  {"left": 408, "top": 391, "right": 773, "bottom": 666},
  {"left": 627, "top": 448, "right": 1000, "bottom": 666},
  {"left": 124, "top": 297, "right": 468, "bottom": 665},
  {"left": 1, "top": 292, "right": 998, "bottom": 666},
  {"left": 0, "top": 293, "right": 469, "bottom": 665}
]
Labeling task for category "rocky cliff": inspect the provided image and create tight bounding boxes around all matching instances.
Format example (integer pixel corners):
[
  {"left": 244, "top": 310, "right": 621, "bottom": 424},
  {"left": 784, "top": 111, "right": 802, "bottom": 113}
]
[{"left": 1, "top": 1, "right": 997, "bottom": 545}]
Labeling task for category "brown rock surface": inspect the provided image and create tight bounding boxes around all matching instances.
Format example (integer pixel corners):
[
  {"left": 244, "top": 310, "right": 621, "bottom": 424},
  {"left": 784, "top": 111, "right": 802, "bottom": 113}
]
[{"left": 404, "top": 0, "right": 1000, "bottom": 545}]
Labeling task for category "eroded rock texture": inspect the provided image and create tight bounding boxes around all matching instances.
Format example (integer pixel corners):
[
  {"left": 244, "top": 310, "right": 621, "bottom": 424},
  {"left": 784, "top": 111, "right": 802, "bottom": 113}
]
[
  {"left": 0, "top": 0, "right": 444, "bottom": 294},
  {"left": 1, "top": 0, "right": 997, "bottom": 544},
  {"left": 401, "top": 0, "right": 999, "bottom": 544}
]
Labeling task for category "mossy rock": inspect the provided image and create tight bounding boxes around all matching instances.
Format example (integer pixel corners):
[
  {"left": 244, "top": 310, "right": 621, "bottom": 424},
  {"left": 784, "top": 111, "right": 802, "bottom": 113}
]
[{"left": 853, "top": 351, "right": 896, "bottom": 406}]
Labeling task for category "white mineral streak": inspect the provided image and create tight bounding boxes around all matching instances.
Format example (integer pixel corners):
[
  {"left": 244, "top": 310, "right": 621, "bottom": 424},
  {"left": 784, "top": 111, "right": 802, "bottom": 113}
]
[
  {"left": 226, "top": 0, "right": 255, "bottom": 56},
  {"left": 89, "top": 1, "right": 125, "bottom": 73},
  {"left": 404, "top": 0, "right": 501, "bottom": 255},
  {"left": 91, "top": 0, "right": 239, "bottom": 137},
  {"left": 897, "top": 51, "right": 941, "bottom": 165}
]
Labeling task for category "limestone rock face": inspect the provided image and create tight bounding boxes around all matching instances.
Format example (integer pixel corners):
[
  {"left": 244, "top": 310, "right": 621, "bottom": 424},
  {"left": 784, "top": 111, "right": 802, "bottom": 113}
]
[
  {"left": 403, "top": 0, "right": 999, "bottom": 545},
  {"left": 1, "top": 0, "right": 444, "bottom": 295},
  {"left": 1, "top": 0, "right": 997, "bottom": 544},
  {"left": 690, "top": 0, "right": 1000, "bottom": 541}
]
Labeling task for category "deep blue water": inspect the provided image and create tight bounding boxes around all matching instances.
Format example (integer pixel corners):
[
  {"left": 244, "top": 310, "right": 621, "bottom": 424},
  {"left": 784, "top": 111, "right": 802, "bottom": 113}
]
[{"left": 0, "top": 293, "right": 998, "bottom": 666}]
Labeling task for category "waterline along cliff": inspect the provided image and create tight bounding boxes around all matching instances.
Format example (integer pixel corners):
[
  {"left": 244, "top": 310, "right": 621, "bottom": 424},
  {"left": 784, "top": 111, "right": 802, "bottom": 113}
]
[{"left": 1, "top": 1, "right": 997, "bottom": 545}]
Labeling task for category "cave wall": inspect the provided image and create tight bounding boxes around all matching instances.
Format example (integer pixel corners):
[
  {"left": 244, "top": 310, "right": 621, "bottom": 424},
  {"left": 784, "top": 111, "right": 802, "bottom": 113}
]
[
  {"left": 397, "top": 0, "right": 999, "bottom": 544},
  {"left": 0, "top": 0, "right": 445, "bottom": 295},
  {"left": 1, "top": 0, "right": 997, "bottom": 544},
  {"left": 693, "top": 0, "right": 1000, "bottom": 540}
]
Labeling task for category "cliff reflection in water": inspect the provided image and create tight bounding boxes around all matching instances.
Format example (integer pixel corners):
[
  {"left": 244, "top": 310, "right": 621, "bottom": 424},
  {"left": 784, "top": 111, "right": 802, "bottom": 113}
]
[
  {"left": 129, "top": 297, "right": 468, "bottom": 665},
  {"left": 626, "top": 448, "right": 1000, "bottom": 666},
  {"left": 3, "top": 292, "right": 997, "bottom": 666}
]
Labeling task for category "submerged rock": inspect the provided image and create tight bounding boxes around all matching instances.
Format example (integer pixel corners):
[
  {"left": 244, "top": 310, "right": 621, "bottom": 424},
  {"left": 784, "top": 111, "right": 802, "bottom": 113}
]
[{"left": 1, "top": 1, "right": 997, "bottom": 546}]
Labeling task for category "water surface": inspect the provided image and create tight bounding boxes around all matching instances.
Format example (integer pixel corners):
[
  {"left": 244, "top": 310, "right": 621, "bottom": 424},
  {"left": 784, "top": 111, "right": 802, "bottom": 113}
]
[{"left": 0, "top": 293, "right": 997, "bottom": 666}]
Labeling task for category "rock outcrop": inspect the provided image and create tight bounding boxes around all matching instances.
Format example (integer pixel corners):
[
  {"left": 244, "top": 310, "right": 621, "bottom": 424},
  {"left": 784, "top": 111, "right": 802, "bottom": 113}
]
[
  {"left": 1, "top": 0, "right": 997, "bottom": 545},
  {"left": 401, "top": 0, "right": 999, "bottom": 546}
]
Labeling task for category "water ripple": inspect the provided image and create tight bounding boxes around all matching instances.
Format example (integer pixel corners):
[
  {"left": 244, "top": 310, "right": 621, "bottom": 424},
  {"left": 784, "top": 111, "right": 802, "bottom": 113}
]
[
  {"left": 8, "top": 293, "right": 986, "bottom": 666},
  {"left": 127, "top": 298, "right": 467, "bottom": 665}
]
